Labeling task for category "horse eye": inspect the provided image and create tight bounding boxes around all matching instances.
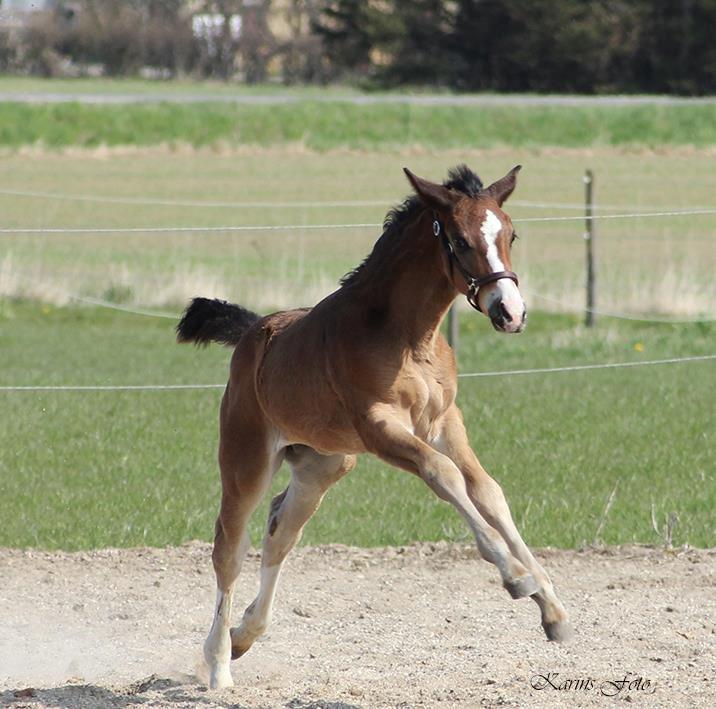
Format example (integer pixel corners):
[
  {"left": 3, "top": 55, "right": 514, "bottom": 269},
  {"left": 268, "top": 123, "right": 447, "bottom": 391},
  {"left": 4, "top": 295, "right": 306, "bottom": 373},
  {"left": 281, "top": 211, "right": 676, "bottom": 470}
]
[
  {"left": 510, "top": 232, "right": 519, "bottom": 245},
  {"left": 454, "top": 235, "right": 469, "bottom": 250}
]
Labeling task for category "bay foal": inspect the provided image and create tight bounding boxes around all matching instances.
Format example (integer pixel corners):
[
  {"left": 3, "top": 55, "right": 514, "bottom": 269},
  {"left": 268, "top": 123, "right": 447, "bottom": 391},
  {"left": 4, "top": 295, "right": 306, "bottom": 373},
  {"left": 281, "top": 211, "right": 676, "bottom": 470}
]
[{"left": 178, "top": 165, "right": 572, "bottom": 689}]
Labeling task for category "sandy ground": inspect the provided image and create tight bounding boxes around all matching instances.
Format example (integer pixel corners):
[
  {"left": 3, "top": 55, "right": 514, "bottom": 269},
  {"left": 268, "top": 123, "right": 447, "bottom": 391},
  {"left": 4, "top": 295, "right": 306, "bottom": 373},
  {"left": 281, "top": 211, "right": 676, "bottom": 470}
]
[{"left": 0, "top": 542, "right": 714, "bottom": 708}]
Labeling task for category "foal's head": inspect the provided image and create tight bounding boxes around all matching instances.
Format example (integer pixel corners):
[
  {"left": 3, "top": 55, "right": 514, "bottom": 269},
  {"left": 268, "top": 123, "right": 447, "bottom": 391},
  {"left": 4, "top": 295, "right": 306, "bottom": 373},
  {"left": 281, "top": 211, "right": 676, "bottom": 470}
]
[{"left": 404, "top": 165, "right": 526, "bottom": 334}]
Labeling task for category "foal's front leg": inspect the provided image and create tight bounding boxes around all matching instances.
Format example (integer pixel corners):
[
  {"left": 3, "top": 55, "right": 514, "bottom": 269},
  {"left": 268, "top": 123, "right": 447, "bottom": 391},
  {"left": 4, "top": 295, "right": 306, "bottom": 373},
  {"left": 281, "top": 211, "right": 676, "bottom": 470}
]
[
  {"left": 434, "top": 405, "right": 572, "bottom": 641},
  {"left": 358, "top": 407, "right": 538, "bottom": 598}
]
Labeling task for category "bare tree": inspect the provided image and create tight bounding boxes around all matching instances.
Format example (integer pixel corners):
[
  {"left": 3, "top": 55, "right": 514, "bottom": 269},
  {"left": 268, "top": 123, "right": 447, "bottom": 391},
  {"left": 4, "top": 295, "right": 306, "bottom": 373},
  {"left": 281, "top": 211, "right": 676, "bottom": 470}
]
[{"left": 280, "top": 0, "right": 326, "bottom": 84}]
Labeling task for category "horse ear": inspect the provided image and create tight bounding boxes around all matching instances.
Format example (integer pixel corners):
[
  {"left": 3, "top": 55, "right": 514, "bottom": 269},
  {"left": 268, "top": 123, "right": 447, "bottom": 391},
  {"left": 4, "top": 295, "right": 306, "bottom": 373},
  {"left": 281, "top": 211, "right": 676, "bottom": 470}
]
[
  {"left": 484, "top": 165, "right": 522, "bottom": 206},
  {"left": 403, "top": 167, "right": 459, "bottom": 211}
]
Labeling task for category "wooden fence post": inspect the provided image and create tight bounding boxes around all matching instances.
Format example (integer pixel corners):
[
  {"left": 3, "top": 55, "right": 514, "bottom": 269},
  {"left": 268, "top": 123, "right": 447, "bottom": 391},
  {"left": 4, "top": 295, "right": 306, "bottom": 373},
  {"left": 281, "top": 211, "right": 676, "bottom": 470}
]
[{"left": 584, "top": 169, "right": 596, "bottom": 327}]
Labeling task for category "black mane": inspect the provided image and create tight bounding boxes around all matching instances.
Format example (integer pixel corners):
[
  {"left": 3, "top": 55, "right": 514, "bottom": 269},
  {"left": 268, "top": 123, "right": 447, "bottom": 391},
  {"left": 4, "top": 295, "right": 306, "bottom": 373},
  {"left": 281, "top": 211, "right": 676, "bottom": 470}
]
[{"left": 339, "top": 164, "right": 484, "bottom": 288}]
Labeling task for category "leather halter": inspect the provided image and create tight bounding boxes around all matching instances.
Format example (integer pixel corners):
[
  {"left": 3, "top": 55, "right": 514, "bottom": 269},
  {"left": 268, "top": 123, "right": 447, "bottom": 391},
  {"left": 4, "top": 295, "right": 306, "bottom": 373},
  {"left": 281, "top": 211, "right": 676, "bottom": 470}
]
[{"left": 433, "top": 213, "right": 519, "bottom": 312}]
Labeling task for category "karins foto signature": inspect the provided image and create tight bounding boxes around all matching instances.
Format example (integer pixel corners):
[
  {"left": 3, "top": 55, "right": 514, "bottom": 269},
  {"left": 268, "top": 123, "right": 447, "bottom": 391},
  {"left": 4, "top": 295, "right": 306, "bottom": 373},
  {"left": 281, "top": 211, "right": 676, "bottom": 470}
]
[{"left": 531, "top": 672, "right": 656, "bottom": 696}]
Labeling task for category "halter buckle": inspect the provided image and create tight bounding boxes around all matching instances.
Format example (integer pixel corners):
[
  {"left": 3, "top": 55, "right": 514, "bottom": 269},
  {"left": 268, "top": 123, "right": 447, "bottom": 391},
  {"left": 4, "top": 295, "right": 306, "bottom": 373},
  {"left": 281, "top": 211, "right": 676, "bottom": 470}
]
[
  {"left": 466, "top": 272, "right": 519, "bottom": 313},
  {"left": 467, "top": 282, "right": 481, "bottom": 312},
  {"left": 433, "top": 220, "right": 441, "bottom": 237}
]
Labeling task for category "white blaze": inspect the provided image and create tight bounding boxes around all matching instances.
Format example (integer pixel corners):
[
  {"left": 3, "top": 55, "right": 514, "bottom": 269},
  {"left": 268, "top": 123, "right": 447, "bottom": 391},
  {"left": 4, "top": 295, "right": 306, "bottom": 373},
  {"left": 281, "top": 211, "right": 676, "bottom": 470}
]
[
  {"left": 480, "top": 209, "right": 524, "bottom": 316},
  {"left": 481, "top": 209, "right": 505, "bottom": 272}
]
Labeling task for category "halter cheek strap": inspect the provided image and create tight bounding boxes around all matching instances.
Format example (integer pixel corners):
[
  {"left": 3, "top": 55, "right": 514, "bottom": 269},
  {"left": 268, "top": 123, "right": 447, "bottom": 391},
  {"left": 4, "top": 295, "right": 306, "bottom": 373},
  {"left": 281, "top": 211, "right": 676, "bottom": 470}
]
[{"left": 433, "top": 216, "right": 519, "bottom": 313}]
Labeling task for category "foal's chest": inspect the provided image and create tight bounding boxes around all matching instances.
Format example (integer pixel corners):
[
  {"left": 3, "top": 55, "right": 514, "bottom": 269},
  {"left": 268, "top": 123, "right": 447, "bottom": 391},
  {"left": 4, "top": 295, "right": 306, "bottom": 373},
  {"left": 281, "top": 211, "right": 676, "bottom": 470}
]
[{"left": 399, "top": 362, "right": 455, "bottom": 439}]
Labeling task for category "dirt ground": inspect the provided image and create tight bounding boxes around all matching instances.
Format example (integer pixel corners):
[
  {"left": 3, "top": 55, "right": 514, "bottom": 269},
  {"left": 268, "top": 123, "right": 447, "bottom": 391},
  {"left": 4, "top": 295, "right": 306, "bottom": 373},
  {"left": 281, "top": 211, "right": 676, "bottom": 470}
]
[{"left": 0, "top": 542, "right": 714, "bottom": 708}]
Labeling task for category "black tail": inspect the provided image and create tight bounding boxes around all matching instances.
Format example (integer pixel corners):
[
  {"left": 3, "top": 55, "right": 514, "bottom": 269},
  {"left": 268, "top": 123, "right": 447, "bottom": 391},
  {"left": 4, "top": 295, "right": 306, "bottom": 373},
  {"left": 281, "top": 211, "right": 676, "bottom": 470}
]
[{"left": 176, "top": 298, "right": 260, "bottom": 347}]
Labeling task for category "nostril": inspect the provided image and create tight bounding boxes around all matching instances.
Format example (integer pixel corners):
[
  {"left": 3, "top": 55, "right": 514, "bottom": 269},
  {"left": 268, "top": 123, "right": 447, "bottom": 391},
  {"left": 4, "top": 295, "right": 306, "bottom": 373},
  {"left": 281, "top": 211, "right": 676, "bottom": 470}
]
[{"left": 499, "top": 301, "right": 513, "bottom": 323}]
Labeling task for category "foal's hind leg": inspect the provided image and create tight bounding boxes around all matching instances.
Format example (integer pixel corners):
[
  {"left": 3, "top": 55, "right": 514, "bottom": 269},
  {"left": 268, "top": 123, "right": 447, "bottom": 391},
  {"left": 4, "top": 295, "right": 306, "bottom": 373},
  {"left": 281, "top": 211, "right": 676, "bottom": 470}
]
[
  {"left": 203, "top": 396, "right": 283, "bottom": 689},
  {"left": 435, "top": 406, "right": 572, "bottom": 641},
  {"left": 230, "top": 447, "right": 355, "bottom": 659}
]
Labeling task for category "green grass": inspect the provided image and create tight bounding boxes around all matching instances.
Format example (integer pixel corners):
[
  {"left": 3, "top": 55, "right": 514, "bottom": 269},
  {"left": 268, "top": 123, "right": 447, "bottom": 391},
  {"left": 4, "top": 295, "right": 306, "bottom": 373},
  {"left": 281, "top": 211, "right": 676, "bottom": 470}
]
[
  {"left": 0, "top": 300, "right": 713, "bottom": 551},
  {"left": 0, "top": 141, "right": 713, "bottom": 551},
  {"left": 1, "top": 101, "right": 716, "bottom": 149}
]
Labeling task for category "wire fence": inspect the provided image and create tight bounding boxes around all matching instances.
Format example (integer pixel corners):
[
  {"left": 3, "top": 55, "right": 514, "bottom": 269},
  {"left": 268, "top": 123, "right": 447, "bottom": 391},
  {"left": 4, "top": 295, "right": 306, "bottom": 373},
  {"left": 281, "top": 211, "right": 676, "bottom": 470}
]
[
  {"left": 6, "top": 268, "right": 715, "bottom": 324},
  {"left": 2, "top": 189, "right": 713, "bottom": 355},
  {"left": 4, "top": 194, "right": 715, "bottom": 325},
  {"left": 67, "top": 289, "right": 716, "bottom": 324},
  {"left": 1, "top": 207, "right": 715, "bottom": 234},
  {"left": 67, "top": 294, "right": 178, "bottom": 319},
  {"left": 0, "top": 188, "right": 391, "bottom": 209},
  {"left": 523, "top": 291, "right": 716, "bottom": 324},
  {"left": 1, "top": 354, "right": 713, "bottom": 392},
  {"left": 1, "top": 186, "right": 713, "bottom": 213}
]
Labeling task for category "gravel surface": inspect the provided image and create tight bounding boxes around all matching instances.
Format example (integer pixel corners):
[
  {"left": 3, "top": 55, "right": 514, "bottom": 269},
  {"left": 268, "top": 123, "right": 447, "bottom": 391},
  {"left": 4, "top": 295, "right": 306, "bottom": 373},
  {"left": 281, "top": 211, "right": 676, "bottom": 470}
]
[{"left": 1, "top": 542, "right": 714, "bottom": 708}]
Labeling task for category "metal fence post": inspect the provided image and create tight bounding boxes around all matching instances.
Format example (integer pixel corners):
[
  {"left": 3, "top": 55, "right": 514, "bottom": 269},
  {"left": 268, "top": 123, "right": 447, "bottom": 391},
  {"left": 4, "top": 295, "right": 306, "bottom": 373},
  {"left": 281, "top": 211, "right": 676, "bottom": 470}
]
[{"left": 584, "top": 169, "right": 596, "bottom": 327}]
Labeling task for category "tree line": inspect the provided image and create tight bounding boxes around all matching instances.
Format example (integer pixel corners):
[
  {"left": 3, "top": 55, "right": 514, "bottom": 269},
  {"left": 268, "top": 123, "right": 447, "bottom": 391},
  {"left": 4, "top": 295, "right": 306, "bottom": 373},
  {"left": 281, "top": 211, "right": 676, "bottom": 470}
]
[
  {"left": 1, "top": 0, "right": 714, "bottom": 94},
  {"left": 318, "top": 0, "right": 716, "bottom": 94}
]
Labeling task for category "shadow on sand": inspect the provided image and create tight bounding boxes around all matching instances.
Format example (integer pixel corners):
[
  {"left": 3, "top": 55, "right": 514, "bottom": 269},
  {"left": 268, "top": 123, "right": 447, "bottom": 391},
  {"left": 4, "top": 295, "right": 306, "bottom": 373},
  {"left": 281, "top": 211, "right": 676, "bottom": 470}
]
[{"left": 2, "top": 676, "right": 362, "bottom": 709}]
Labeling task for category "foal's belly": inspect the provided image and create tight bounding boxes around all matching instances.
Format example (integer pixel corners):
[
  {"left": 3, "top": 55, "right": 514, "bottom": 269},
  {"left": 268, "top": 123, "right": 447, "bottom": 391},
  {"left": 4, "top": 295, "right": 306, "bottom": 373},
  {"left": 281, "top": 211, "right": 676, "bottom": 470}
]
[
  {"left": 266, "top": 384, "right": 367, "bottom": 455},
  {"left": 267, "top": 399, "right": 367, "bottom": 456}
]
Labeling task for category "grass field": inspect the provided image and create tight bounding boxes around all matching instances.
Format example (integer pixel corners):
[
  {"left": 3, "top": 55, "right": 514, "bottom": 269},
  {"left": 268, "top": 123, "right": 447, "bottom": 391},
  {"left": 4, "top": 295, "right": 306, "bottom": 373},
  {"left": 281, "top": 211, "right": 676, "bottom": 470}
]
[
  {"left": 1, "top": 149, "right": 714, "bottom": 317},
  {"left": 1, "top": 100, "right": 716, "bottom": 150},
  {"left": 0, "top": 91, "right": 713, "bottom": 551},
  {"left": 0, "top": 301, "right": 713, "bottom": 551}
]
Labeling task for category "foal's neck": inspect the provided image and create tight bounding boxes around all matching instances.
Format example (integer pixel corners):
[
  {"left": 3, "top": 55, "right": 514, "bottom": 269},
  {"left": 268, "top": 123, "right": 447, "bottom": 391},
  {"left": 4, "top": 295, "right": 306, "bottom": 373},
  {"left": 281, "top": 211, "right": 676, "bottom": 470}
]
[{"left": 368, "top": 210, "right": 457, "bottom": 350}]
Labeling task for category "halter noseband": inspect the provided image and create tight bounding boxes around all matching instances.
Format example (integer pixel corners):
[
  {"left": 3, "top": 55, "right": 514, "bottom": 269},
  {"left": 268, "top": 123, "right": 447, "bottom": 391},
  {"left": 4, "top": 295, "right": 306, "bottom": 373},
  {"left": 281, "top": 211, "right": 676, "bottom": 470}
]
[{"left": 433, "top": 214, "right": 519, "bottom": 313}]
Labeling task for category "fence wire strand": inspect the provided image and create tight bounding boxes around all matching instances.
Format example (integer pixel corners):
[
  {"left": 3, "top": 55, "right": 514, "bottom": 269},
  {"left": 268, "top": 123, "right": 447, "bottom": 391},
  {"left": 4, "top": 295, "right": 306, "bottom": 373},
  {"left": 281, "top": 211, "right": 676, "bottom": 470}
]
[
  {"left": 1, "top": 186, "right": 712, "bottom": 213},
  {"left": 1, "top": 207, "right": 715, "bottom": 235},
  {"left": 1, "top": 354, "right": 713, "bottom": 391},
  {"left": 8, "top": 272, "right": 713, "bottom": 325},
  {"left": 68, "top": 294, "right": 178, "bottom": 319},
  {"left": 0, "top": 187, "right": 391, "bottom": 209},
  {"left": 523, "top": 291, "right": 716, "bottom": 324}
]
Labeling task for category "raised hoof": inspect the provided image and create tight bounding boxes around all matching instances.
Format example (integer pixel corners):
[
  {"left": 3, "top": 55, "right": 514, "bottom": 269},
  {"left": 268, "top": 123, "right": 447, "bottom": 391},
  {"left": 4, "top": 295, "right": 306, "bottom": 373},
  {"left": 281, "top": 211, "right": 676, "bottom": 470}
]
[
  {"left": 231, "top": 645, "right": 249, "bottom": 660},
  {"left": 504, "top": 574, "right": 540, "bottom": 599},
  {"left": 543, "top": 620, "right": 574, "bottom": 643},
  {"left": 229, "top": 627, "right": 251, "bottom": 660}
]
